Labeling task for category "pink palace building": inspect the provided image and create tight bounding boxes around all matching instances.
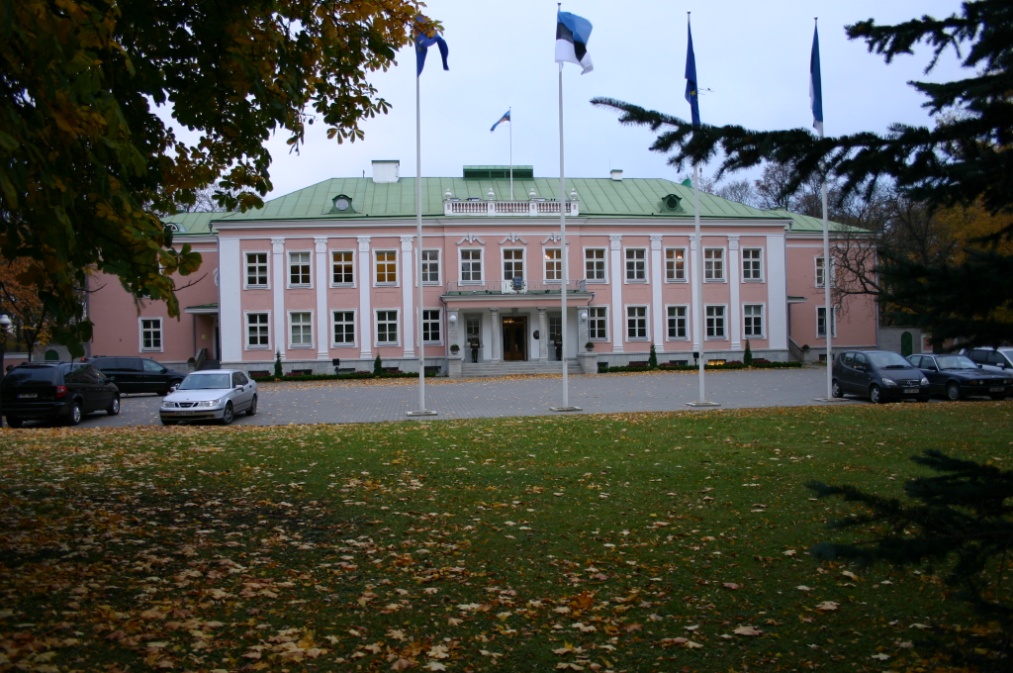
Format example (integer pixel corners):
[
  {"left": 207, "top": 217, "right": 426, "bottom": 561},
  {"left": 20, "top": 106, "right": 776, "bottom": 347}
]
[{"left": 85, "top": 161, "right": 878, "bottom": 377}]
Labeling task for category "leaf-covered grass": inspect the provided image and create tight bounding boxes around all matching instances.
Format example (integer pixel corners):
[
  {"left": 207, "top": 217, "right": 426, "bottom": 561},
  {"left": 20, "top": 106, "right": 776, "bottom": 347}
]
[{"left": 1, "top": 403, "right": 1009, "bottom": 672}]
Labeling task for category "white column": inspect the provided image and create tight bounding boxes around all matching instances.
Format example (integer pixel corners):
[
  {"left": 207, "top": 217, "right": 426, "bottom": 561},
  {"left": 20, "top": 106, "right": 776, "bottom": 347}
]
[
  {"left": 218, "top": 237, "right": 242, "bottom": 363},
  {"left": 766, "top": 233, "right": 789, "bottom": 351},
  {"left": 357, "top": 236, "right": 372, "bottom": 359},
  {"left": 609, "top": 234, "right": 624, "bottom": 352},
  {"left": 728, "top": 235, "right": 742, "bottom": 351},
  {"left": 490, "top": 308, "right": 502, "bottom": 362},
  {"left": 538, "top": 308, "right": 548, "bottom": 361},
  {"left": 650, "top": 234, "right": 664, "bottom": 350},
  {"left": 401, "top": 235, "right": 416, "bottom": 358},
  {"left": 315, "top": 237, "right": 329, "bottom": 361},
  {"left": 272, "top": 237, "right": 286, "bottom": 360},
  {"left": 689, "top": 233, "right": 701, "bottom": 352}
]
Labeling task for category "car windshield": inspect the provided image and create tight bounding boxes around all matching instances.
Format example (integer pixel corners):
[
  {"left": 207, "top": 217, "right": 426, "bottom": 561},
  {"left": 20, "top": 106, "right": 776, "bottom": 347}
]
[
  {"left": 867, "top": 351, "right": 911, "bottom": 369},
  {"left": 178, "top": 373, "right": 231, "bottom": 390},
  {"left": 936, "top": 355, "right": 977, "bottom": 370}
]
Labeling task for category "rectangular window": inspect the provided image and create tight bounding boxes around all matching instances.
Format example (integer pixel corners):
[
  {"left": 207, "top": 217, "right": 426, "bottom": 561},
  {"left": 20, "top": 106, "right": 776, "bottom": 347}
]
[
  {"left": 704, "top": 248, "right": 725, "bottom": 281},
  {"left": 332, "top": 311, "right": 355, "bottom": 345},
  {"left": 588, "top": 307, "right": 607, "bottom": 340},
  {"left": 422, "top": 309, "right": 441, "bottom": 343},
  {"left": 290, "top": 312, "right": 313, "bottom": 348},
  {"left": 742, "top": 248, "right": 763, "bottom": 281},
  {"left": 461, "top": 249, "right": 483, "bottom": 283},
  {"left": 706, "top": 305, "right": 726, "bottom": 338},
  {"left": 815, "top": 256, "right": 835, "bottom": 288},
  {"left": 585, "top": 248, "right": 606, "bottom": 282},
  {"left": 245, "top": 252, "right": 268, "bottom": 288},
  {"left": 503, "top": 249, "right": 524, "bottom": 284},
  {"left": 666, "top": 306, "right": 688, "bottom": 340},
  {"left": 376, "top": 310, "right": 399, "bottom": 344},
  {"left": 626, "top": 306, "right": 648, "bottom": 340},
  {"left": 544, "top": 248, "right": 562, "bottom": 282},
  {"left": 744, "top": 304, "right": 764, "bottom": 338},
  {"left": 331, "top": 250, "right": 354, "bottom": 286},
  {"left": 375, "top": 250, "right": 397, "bottom": 285},
  {"left": 140, "top": 318, "right": 162, "bottom": 351},
  {"left": 665, "top": 248, "right": 687, "bottom": 282},
  {"left": 289, "top": 251, "right": 311, "bottom": 286},
  {"left": 625, "top": 248, "right": 646, "bottom": 282},
  {"left": 422, "top": 250, "right": 440, "bottom": 284},
  {"left": 817, "top": 306, "right": 837, "bottom": 338},
  {"left": 246, "top": 313, "right": 270, "bottom": 349}
]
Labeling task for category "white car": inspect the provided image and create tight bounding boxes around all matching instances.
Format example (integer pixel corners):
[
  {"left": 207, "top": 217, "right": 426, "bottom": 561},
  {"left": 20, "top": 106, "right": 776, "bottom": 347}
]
[{"left": 160, "top": 369, "right": 258, "bottom": 425}]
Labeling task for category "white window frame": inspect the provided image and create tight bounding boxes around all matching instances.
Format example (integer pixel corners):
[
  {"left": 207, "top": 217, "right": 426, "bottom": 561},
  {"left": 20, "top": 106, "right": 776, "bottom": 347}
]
[
  {"left": 330, "top": 250, "right": 355, "bottom": 287},
  {"left": 625, "top": 248, "right": 647, "bottom": 283},
  {"left": 815, "top": 256, "right": 836, "bottom": 288},
  {"left": 705, "top": 305, "right": 727, "bottom": 339},
  {"left": 626, "top": 305, "right": 649, "bottom": 340},
  {"left": 288, "top": 251, "right": 312, "bottom": 287},
  {"left": 422, "top": 308, "right": 442, "bottom": 344},
  {"left": 374, "top": 250, "right": 398, "bottom": 286},
  {"left": 332, "top": 310, "right": 356, "bottom": 346},
  {"left": 421, "top": 249, "right": 441, "bottom": 285},
  {"left": 588, "top": 306, "right": 608, "bottom": 340},
  {"left": 704, "top": 248, "right": 725, "bottom": 282},
  {"left": 666, "top": 305, "right": 689, "bottom": 340},
  {"left": 584, "top": 248, "right": 607, "bottom": 283},
  {"left": 289, "top": 311, "right": 313, "bottom": 349},
  {"left": 543, "top": 247, "right": 562, "bottom": 283},
  {"left": 376, "top": 309, "right": 399, "bottom": 345},
  {"left": 742, "top": 248, "right": 764, "bottom": 282},
  {"left": 665, "top": 247, "right": 687, "bottom": 282},
  {"left": 245, "top": 252, "right": 269, "bottom": 289},
  {"left": 743, "top": 304, "right": 765, "bottom": 338},
  {"left": 139, "top": 318, "right": 163, "bottom": 352},
  {"left": 245, "top": 312, "right": 271, "bottom": 350},
  {"left": 503, "top": 249, "right": 525, "bottom": 284},
  {"left": 460, "top": 249, "right": 483, "bottom": 284},
  {"left": 817, "top": 306, "right": 838, "bottom": 338}
]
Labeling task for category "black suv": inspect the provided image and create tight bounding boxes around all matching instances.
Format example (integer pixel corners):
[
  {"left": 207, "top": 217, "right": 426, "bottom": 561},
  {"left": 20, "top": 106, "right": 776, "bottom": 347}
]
[
  {"left": 85, "top": 356, "right": 186, "bottom": 395},
  {"left": 1, "top": 362, "right": 121, "bottom": 427}
]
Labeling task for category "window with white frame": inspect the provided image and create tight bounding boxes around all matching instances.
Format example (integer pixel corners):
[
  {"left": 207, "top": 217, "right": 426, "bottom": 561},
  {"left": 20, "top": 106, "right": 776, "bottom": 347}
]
[
  {"left": 626, "top": 305, "right": 648, "bottom": 340},
  {"left": 625, "top": 248, "right": 646, "bottom": 282},
  {"left": 742, "top": 248, "right": 764, "bottom": 281},
  {"left": 288, "top": 251, "right": 311, "bottom": 286},
  {"left": 544, "top": 248, "right": 562, "bottom": 283},
  {"left": 246, "top": 313, "right": 270, "bottom": 349},
  {"left": 743, "top": 304, "right": 764, "bottom": 338},
  {"left": 705, "top": 305, "right": 726, "bottom": 338},
  {"left": 245, "top": 252, "right": 268, "bottom": 288},
  {"left": 817, "top": 306, "right": 837, "bottom": 338},
  {"left": 503, "top": 249, "right": 524, "bottom": 284},
  {"left": 665, "top": 248, "right": 687, "bottom": 282},
  {"left": 332, "top": 311, "right": 355, "bottom": 345},
  {"left": 421, "top": 250, "right": 440, "bottom": 284},
  {"left": 331, "top": 250, "right": 354, "bottom": 286},
  {"left": 704, "top": 248, "right": 725, "bottom": 281},
  {"left": 588, "top": 306, "right": 607, "bottom": 340},
  {"left": 585, "top": 248, "right": 606, "bottom": 282},
  {"left": 140, "top": 318, "right": 162, "bottom": 351},
  {"left": 422, "top": 309, "right": 442, "bottom": 343},
  {"left": 815, "top": 256, "right": 835, "bottom": 288},
  {"left": 375, "top": 250, "right": 397, "bottom": 285},
  {"left": 290, "top": 311, "right": 313, "bottom": 348},
  {"left": 376, "top": 310, "right": 399, "bottom": 344},
  {"left": 666, "top": 305, "right": 688, "bottom": 340},
  {"left": 460, "top": 249, "right": 482, "bottom": 283}
]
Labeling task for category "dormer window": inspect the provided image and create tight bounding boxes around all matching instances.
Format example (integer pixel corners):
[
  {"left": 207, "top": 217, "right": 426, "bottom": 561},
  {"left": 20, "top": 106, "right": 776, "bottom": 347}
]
[{"left": 331, "top": 194, "right": 353, "bottom": 212}]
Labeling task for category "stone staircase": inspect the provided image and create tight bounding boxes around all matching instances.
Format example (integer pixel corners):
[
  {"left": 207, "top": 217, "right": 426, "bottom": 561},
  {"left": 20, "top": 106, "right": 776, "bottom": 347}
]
[{"left": 460, "top": 360, "right": 578, "bottom": 377}]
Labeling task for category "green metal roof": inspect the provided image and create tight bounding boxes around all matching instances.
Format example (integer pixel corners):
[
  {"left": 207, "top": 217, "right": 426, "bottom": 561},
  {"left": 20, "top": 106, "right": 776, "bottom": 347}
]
[
  {"left": 161, "top": 211, "right": 222, "bottom": 235},
  {"left": 767, "top": 208, "right": 869, "bottom": 234}
]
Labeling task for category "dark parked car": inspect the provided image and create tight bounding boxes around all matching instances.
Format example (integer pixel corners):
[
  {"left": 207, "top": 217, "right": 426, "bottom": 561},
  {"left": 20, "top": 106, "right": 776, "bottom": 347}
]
[
  {"left": 85, "top": 356, "right": 186, "bottom": 395},
  {"left": 907, "top": 353, "right": 1010, "bottom": 400},
  {"left": 1, "top": 362, "right": 121, "bottom": 427},
  {"left": 832, "top": 350, "right": 930, "bottom": 404}
]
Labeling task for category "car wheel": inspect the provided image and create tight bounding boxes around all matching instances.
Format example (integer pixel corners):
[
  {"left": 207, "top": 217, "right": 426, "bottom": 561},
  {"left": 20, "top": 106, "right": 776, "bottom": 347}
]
[
  {"left": 107, "top": 395, "right": 121, "bottom": 416},
  {"left": 246, "top": 394, "right": 258, "bottom": 416},
  {"left": 990, "top": 393, "right": 1005, "bottom": 400},
  {"left": 869, "top": 385, "right": 884, "bottom": 404},
  {"left": 220, "top": 402, "right": 234, "bottom": 425},
  {"left": 946, "top": 382, "right": 961, "bottom": 401},
  {"left": 6, "top": 417, "right": 23, "bottom": 428},
  {"left": 68, "top": 401, "right": 83, "bottom": 426},
  {"left": 831, "top": 380, "right": 843, "bottom": 398}
]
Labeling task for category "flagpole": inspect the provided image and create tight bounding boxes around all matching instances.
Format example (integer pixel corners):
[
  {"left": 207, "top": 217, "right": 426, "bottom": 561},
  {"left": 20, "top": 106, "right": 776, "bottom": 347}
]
[
  {"left": 509, "top": 107, "right": 514, "bottom": 200},
  {"left": 812, "top": 18, "right": 833, "bottom": 400}
]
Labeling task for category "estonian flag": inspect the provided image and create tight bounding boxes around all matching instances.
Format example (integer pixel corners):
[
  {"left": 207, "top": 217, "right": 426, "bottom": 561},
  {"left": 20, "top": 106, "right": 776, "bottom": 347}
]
[
  {"left": 810, "top": 24, "right": 824, "bottom": 135},
  {"left": 555, "top": 11, "right": 593, "bottom": 74},
  {"left": 490, "top": 110, "right": 511, "bottom": 132},
  {"left": 416, "top": 27, "right": 449, "bottom": 77},
  {"left": 685, "top": 21, "right": 701, "bottom": 128}
]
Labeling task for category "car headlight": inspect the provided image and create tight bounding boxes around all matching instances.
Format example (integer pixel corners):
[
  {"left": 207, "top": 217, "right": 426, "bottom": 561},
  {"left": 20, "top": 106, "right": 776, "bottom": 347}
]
[
  {"left": 883, "top": 378, "right": 898, "bottom": 387},
  {"left": 198, "top": 399, "right": 222, "bottom": 408},
  {"left": 920, "top": 376, "right": 929, "bottom": 386}
]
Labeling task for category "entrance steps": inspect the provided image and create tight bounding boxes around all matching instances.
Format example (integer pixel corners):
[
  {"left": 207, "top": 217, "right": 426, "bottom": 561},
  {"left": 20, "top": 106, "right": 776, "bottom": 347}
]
[{"left": 460, "top": 360, "right": 577, "bottom": 378}]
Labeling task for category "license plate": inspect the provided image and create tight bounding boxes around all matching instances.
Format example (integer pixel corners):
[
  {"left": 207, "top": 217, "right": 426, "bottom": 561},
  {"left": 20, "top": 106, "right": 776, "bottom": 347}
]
[
  {"left": 990, "top": 387, "right": 1004, "bottom": 392},
  {"left": 903, "top": 388, "right": 918, "bottom": 394},
  {"left": 18, "top": 393, "right": 37, "bottom": 399}
]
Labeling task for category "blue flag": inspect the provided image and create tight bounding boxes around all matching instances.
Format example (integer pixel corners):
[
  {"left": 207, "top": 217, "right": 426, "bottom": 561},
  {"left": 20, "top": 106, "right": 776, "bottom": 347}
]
[
  {"left": 416, "top": 27, "right": 449, "bottom": 77},
  {"left": 685, "top": 21, "right": 700, "bottom": 127},
  {"left": 490, "top": 110, "right": 511, "bottom": 132},
  {"left": 810, "top": 24, "right": 824, "bottom": 135},
  {"left": 555, "top": 11, "right": 593, "bottom": 74}
]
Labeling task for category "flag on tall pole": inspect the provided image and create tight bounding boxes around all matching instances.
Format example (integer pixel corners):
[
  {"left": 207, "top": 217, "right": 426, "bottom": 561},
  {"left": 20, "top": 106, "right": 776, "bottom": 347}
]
[
  {"left": 685, "top": 19, "right": 701, "bottom": 128},
  {"left": 409, "top": 20, "right": 448, "bottom": 417},
  {"left": 811, "top": 18, "right": 832, "bottom": 400},
  {"left": 810, "top": 22, "right": 824, "bottom": 135},
  {"left": 555, "top": 10, "right": 593, "bottom": 74},
  {"left": 490, "top": 110, "right": 511, "bottom": 132},
  {"left": 491, "top": 109, "right": 514, "bottom": 198}
]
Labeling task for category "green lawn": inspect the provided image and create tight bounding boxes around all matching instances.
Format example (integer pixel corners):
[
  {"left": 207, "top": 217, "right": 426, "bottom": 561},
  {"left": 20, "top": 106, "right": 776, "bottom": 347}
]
[{"left": 1, "top": 403, "right": 1009, "bottom": 672}]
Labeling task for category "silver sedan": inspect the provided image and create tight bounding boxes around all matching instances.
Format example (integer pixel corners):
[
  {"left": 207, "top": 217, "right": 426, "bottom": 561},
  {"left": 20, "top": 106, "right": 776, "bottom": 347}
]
[{"left": 159, "top": 369, "right": 258, "bottom": 425}]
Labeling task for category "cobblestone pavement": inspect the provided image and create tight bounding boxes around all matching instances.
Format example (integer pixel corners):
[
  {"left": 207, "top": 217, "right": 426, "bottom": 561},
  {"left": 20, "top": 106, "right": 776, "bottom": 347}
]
[{"left": 71, "top": 366, "right": 867, "bottom": 429}]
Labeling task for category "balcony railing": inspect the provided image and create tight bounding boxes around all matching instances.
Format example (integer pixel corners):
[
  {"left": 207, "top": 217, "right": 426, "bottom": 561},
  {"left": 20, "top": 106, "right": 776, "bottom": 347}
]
[
  {"left": 444, "top": 279, "right": 588, "bottom": 295},
  {"left": 444, "top": 199, "right": 579, "bottom": 217}
]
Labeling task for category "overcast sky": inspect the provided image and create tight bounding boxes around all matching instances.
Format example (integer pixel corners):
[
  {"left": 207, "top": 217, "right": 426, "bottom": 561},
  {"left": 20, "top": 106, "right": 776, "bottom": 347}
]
[{"left": 258, "top": 0, "right": 967, "bottom": 200}]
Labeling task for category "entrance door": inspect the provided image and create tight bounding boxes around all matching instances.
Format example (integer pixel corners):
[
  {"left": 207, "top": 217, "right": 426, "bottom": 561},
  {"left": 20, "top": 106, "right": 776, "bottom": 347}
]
[{"left": 502, "top": 317, "right": 528, "bottom": 361}]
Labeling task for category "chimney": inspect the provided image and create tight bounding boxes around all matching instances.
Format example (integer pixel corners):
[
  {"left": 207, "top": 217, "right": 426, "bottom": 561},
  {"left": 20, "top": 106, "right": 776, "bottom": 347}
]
[
  {"left": 610, "top": 169, "right": 623, "bottom": 181},
  {"left": 372, "top": 160, "right": 400, "bottom": 183}
]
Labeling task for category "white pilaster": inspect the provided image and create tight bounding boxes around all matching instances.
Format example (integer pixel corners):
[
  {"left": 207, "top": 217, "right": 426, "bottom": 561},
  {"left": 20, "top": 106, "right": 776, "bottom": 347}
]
[
  {"left": 401, "top": 235, "right": 416, "bottom": 358},
  {"left": 219, "top": 237, "right": 242, "bottom": 362},
  {"left": 315, "top": 237, "right": 329, "bottom": 361},
  {"left": 272, "top": 237, "right": 286, "bottom": 360},
  {"left": 728, "top": 235, "right": 741, "bottom": 351},
  {"left": 358, "top": 236, "right": 372, "bottom": 359},
  {"left": 766, "top": 233, "right": 789, "bottom": 350},
  {"left": 609, "top": 234, "right": 624, "bottom": 352},
  {"left": 650, "top": 234, "right": 664, "bottom": 350}
]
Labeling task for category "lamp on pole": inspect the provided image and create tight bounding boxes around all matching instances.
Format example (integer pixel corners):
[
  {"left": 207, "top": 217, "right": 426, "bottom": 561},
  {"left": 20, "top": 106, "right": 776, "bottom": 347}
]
[{"left": 0, "top": 313, "right": 12, "bottom": 428}]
